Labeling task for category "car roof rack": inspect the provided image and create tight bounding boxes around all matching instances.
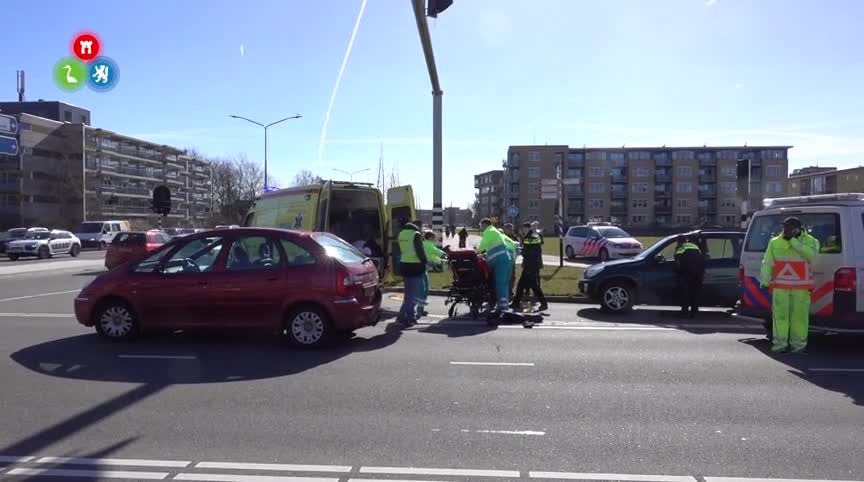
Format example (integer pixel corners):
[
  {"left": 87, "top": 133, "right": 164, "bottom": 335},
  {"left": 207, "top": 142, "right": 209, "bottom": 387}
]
[{"left": 763, "top": 193, "right": 864, "bottom": 208}]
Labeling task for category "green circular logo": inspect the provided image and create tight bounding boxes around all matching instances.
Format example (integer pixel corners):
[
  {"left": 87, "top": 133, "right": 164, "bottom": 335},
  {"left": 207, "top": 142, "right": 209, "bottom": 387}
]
[{"left": 53, "top": 57, "right": 87, "bottom": 92}]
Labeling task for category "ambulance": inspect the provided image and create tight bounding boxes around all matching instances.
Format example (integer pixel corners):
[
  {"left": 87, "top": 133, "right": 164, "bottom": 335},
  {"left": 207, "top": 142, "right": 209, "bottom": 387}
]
[
  {"left": 242, "top": 181, "right": 416, "bottom": 275},
  {"left": 737, "top": 193, "right": 864, "bottom": 334}
]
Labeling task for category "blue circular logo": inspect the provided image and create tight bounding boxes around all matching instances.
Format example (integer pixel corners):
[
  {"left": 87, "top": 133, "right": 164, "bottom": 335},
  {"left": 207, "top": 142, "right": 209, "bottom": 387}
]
[{"left": 87, "top": 56, "right": 120, "bottom": 92}]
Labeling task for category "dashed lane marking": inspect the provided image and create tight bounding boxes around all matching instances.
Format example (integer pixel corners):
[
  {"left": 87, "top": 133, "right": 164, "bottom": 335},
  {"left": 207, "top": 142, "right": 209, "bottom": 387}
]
[
  {"left": 530, "top": 471, "right": 694, "bottom": 481},
  {"left": 195, "top": 462, "right": 352, "bottom": 473},
  {"left": 7, "top": 467, "right": 169, "bottom": 479},
  {"left": 35, "top": 456, "right": 191, "bottom": 467},
  {"left": 0, "top": 312, "right": 74, "bottom": 317},
  {"left": 450, "top": 361, "right": 535, "bottom": 367},
  {"left": 705, "top": 478, "right": 864, "bottom": 482},
  {"left": 461, "top": 429, "right": 546, "bottom": 435},
  {"left": 0, "top": 290, "right": 80, "bottom": 302},
  {"left": 358, "top": 466, "right": 521, "bottom": 478},
  {"left": 175, "top": 475, "right": 338, "bottom": 482}
]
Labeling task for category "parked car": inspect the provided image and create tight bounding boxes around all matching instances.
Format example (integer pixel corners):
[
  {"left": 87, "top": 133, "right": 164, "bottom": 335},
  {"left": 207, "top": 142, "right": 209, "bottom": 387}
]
[
  {"left": 105, "top": 230, "right": 173, "bottom": 270},
  {"left": 75, "top": 220, "right": 131, "bottom": 249},
  {"left": 74, "top": 228, "right": 382, "bottom": 347},
  {"left": 6, "top": 229, "right": 81, "bottom": 260},
  {"left": 0, "top": 227, "right": 49, "bottom": 254},
  {"left": 579, "top": 229, "right": 745, "bottom": 312},
  {"left": 737, "top": 193, "right": 864, "bottom": 334},
  {"left": 564, "top": 224, "right": 644, "bottom": 261}
]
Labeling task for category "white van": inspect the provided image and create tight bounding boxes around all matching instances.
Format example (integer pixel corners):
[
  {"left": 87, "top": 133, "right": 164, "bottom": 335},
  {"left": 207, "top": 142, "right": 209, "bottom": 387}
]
[
  {"left": 75, "top": 220, "right": 131, "bottom": 249},
  {"left": 738, "top": 193, "right": 864, "bottom": 333}
]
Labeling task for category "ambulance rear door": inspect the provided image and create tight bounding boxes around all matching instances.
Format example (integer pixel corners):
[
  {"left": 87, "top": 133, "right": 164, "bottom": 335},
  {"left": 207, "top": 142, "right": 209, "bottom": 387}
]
[{"left": 385, "top": 185, "right": 417, "bottom": 275}]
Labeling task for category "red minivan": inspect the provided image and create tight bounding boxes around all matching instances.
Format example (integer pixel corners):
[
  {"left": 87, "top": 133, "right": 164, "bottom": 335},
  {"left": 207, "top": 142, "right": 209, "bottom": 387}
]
[
  {"left": 76, "top": 228, "right": 381, "bottom": 347},
  {"left": 105, "top": 230, "right": 172, "bottom": 270}
]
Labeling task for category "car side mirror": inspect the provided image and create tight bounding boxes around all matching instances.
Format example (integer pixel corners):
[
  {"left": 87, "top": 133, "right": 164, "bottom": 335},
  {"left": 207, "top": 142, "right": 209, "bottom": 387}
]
[{"left": 653, "top": 254, "right": 665, "bottom": 263}]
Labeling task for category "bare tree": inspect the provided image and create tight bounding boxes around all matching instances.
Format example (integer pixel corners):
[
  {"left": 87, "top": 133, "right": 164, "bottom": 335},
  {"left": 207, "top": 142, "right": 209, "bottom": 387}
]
[{"left": 291, "top": 170, "right": 322, "bottom": 187}]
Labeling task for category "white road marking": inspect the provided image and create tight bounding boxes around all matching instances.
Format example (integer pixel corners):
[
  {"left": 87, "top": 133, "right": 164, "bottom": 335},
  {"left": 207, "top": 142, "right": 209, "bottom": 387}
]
[
  {"left": 499, "top": 325, "right": 674, "bottom": 331},
  {"left": 461, "top": 429, "right": 546, "bottom": 435},
  {"left": 359, "top": 466, "right": 520, "bottom": 478},
  {"left": 0, "top": 290, "right": 80, "bottom": 302},
  {"left": 195, "top": 462, "right": 351, "bottom": 473},
  {"left": 0, "top": 455, "right": 33, "bottom": 463},
  {"left": 117, "top": 354, "right": 198, "bottom": 360},
  {"left": 530, "top": 471, "right": 695, "bottom": 481},
  {"left": 175, "top": 474, "right": 338, "bottom": 482},
  {"left": 0, "top": 312, "right": 74, "bottom": 318},
  {"left": 450, "top": 361, "right": 535, "bottom": 367},
  {"left": 808, "top": 368, "right": 864, "bottom": 373},
  {"left": 7, "top": 467, "right": 169, "bottom": 479},
  {"left": 36, "top": 456, "right": 190, "bottom": 467},
  {"left": 348, "top": 479, "right": 452, "bottom": 482},
  {"left": 705, "top": 478, "right": 864, "bottom": 482}
]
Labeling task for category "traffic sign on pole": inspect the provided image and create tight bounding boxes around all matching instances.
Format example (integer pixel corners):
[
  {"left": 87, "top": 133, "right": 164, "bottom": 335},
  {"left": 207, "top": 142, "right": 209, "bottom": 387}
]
[
  {"left": 0, "top": 114, "right": 18, "bottom": 136},
  {"left": 507, "top": 205, "right": 519, "bottom": 218},
  {"left": 0, "top": 135, "right": 19, "bottom": 156}
]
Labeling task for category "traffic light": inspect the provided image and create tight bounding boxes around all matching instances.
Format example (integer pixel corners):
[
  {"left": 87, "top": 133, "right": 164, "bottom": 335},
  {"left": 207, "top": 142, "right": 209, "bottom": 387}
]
[
  {"left": 427, "top": 0, "right": 453, "bottom": 18},
  {"left": 151, "top": 185, "right": 171, "bottom": 215}
]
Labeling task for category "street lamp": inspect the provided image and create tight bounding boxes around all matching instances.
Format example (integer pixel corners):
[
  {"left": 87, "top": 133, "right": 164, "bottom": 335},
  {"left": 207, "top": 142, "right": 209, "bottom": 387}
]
[
  {"left": 333, "top": 168, "right": 370, "bottom": 182},
  {"left": 229, "top": 114, "right": 302, "bottom": 189}
]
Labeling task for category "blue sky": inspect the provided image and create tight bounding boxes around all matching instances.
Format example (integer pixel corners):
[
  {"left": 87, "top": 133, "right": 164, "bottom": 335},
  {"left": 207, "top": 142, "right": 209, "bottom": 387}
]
[{"left": 3, "top": 0, "right": 863, "bottom": 208}]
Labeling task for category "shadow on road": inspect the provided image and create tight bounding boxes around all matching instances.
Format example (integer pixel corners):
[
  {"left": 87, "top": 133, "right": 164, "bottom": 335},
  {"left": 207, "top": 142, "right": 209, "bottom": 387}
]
[
  {"left": 3, "top": 326, "right": 402, "bottom": 470},
  {"left": 576, "top": 307, "right": 753, "bottom": 334},
  {"left": 739, "top": 335, "right": 864, "bottom": 407}
]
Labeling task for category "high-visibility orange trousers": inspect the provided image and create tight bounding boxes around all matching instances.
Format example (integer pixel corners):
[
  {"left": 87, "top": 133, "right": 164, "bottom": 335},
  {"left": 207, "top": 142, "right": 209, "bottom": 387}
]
[{"left": 771, "top": 288, "right": 810, "bottom": 352}]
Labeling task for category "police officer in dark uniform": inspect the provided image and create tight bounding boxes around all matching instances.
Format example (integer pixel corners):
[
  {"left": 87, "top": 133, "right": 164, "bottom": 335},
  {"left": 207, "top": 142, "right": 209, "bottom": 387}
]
[
  {"left": 674, "top": 235, "right": 705, "bottom": 318},
  {"left": 511, "top": 222, "right": 548, "bottom": 312}
]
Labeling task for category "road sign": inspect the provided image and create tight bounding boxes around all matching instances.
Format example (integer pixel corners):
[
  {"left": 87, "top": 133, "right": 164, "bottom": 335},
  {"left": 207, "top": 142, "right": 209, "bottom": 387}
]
[
  {"left": 507, "top": 206, "right": 519, "bottom": 217},
  {"left": 0, "top": 114, "right": 18, "bottom": 136},
  {"left": 0, "top": 135, "right": 19, "bottom": 156}
]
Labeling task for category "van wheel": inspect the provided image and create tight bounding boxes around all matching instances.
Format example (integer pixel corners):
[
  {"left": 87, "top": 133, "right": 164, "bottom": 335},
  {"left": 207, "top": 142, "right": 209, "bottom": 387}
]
[
  {"left": 600, "top": 282, "right": 634, "bottom": 312},
  {"left": 285, "top": 306, "right": 331, "bottom": 348},
  {"left": 37, "top": 246, "right": 51, "bottom": 259},
  {"left": 70, "top": 244, "right": 81, "bottom": 257},
  {"left": 565, "top": 245, "right": 575, "bottom": 259}
]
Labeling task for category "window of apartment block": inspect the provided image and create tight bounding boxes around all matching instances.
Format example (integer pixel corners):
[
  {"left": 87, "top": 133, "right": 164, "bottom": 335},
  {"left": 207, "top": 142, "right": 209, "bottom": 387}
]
[
  {"left": 677, "top": 199, "right": 689, "bottom": 208},
  {"left": 568, "top": 168, "right": 583, "bottom": 178},
  {"left": 589, "top": 199, "right": 605, "bottom": 209},
  {"left": 676, "top": 215, "right": 691, "bottom": 224},
  {"left": 722, "top": 215, "right": 737, "bottom": 226},
  {"left": 720, "top": 166, "right": 736, "bottom": 177},
  {"left": 629, "top": 151, "right": 650, "bottom": 160},
  {"left": 677, "top": 182, "right": 693, "bottom": 193},
  {"left": 677, "top": 166, "right": 693, "bottom": 177},
  {"left": 554, "top": 152, "right": 564, "bottom": 163},
  {"left": 720, "top": 182, "right": 736, "bottom": 193},
  {"left": 766, "top": 182, "right": 784, "bottom": 194},
  {"left": 589, "top": 183, "right": 604, "bottom": 193},
  {"left": 609, "top": 152, "right": 625, "bottom": 162},
  {"left": 528, "top": 200, "right": 539, "bottom": 210},
  {"left": 673, "top": 151, "right": 694, "bottom": 161},
  {"left": 764, "top": 150, "right": 785, "bottom": 160},
  {"left": 567, "top": 152, "right": 584, "bottom": 162},
  {"left": 766, "top": 165, "right": 783, "bottom": 177},
  {"left": 631, "top": 183, "right": 648, "bottom": 193},
  {"left": 510, "top": 152, "right": 521, "bottom": 162},
  {"left": 631, "top": 215, "right": 647, "bottom": 224},
  {"left": 528, "top": 151, "right": 540, "bottom": 161},
  {"left": 528, "top": 183, "right": 537, "bottom": 193},
  {"left": 720, "top": 200, "right": 737, "bottom": 208},
  {"left": 717, "top": 151, "right": 738, "bottom": 161},
  {"left": 589, "top": 167, "right": 605, "bottom": 177},
  {"left": 634, "top": 167, "right": 650, "bottom": 177},
  {"left": 528, "top": 167, "right": 540, "bottom": 178},
  {"left": 631, "top": 199, "right": 648, "bottom": 208},
  {"left": 586, "top": 151, "right": 607, "bottom": 161}
]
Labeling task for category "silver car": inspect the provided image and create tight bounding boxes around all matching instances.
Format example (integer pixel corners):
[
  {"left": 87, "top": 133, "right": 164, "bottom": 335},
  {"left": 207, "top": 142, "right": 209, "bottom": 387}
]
[{"left": 6, "top": 229, "right": 82, "bottom": 260}]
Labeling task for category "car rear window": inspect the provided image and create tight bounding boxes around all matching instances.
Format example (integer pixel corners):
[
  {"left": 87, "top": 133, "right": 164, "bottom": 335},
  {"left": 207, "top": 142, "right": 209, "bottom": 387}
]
[
  {"left": 745, "top": 213, "right": 841, "bottom": 253},
  {"left": 311, "top": 233, "right": 366, "bottom": 264},
  {"left": 114, "top": 232, "right": 146, "bottom": 245}
]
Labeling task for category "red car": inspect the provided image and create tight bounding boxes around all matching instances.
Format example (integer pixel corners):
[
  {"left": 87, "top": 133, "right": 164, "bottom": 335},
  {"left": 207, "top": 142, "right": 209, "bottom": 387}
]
[
  {"left": 104, "top": 230, "right": 173, "bottom": 270},
  {"left": 76, "top": 228, "right": 382, "bottom": 347}
]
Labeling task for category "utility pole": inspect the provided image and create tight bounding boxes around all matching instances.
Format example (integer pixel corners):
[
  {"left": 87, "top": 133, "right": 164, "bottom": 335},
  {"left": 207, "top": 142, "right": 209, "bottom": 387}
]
[
  {"left": 411, "top": 0, "right": 450, "bottom": 241},
  {"left": 229, "top": 114, "right": 302, "bottom": 189},
  {"left": 558, "top": 161, "right": 564, "bottom": 268}
]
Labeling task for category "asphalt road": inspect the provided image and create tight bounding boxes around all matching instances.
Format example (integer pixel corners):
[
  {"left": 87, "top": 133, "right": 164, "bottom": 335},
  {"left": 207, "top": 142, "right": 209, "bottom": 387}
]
[{"left": 0, "top": 263, "right": 863, "bottom": 481}]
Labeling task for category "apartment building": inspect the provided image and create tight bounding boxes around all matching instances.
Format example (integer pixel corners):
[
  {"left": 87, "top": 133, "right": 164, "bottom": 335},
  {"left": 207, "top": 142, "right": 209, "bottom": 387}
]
[
  {"left": 504, "top": 145, "right": 790, "bottom": 230},
  {"left": 787, "top": 165, "right": 864, "bottom": 197},
  {"left": 0, "top": 112, "right": 212, "bottom": 230},
  {"left": 474, "top": 169, "right": 503, "bottom": 221}
]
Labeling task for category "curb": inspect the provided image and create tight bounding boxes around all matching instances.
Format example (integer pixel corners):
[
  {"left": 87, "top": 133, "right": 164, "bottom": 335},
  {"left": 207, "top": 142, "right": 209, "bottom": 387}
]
[{"left": 381, "top": 286, "right": 589, "bottom": 304}]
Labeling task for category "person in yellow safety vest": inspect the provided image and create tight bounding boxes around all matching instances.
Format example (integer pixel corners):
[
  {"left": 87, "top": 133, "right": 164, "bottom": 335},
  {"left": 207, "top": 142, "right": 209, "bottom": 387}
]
[
  {"left": 477, "top": 218, "right": 514, "bottom": 311},
  {"left": 416, "top": 231, "right": 446, "bottom": 317},
  {"left": 674, "top": 235, "right": 705, "bottom": 318},
  {"left": 760, "top": 216, "right": 820, "bottom": 353},
  {"left": 396, "top": 221, "right": 428, "bottom": 326}
]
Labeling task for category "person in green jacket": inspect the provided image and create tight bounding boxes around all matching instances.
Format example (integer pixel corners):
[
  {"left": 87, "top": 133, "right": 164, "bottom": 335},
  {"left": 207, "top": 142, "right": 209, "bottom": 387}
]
[
  {"left": 477, "top": 218, "right": 513, "bottom": 311},
  {"left": 760, "top": 217, "right": 820, "bottom": 353},
  {"left": 416, "top": 231, "right": 446, "bottom": 317}
]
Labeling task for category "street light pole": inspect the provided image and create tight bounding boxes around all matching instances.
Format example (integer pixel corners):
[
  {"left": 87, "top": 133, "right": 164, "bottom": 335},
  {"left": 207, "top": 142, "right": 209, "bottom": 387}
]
[
  {"left": 229, "top": 114, "right": 302, "bottom": 189},
  {"left": 333, "top": 168, "right": 370, "bottom": 182}
]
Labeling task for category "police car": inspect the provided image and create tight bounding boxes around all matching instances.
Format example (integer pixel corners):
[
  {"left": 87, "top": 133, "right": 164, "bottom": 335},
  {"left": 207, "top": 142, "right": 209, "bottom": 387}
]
[
  {"left": 737, "top": 193, "right": 864, "bottom": 334},
  {"left": 6, "top": 229, "right": 82, "bottom": 260},
  {"left": 563, "top": 223, "right": 644, "bottom": 261}
]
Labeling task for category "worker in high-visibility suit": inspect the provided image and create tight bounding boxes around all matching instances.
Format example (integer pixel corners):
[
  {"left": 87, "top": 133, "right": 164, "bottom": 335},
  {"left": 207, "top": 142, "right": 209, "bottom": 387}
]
[
  {"left": 760, "top": 217, "right": 820, "bottom": 353},
  {"left": 477, "top": 218, "right": 513, "bottom": 311},
  {"left": 396, "top": 221, "right": 428, "bottom": 326},
  {"left": 416, "top": 231, "right": 446, "bottom": 317}
]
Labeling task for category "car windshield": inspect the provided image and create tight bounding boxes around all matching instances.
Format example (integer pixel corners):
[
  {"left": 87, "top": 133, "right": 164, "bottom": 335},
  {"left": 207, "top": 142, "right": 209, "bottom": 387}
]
[
  {"left": 597, "top": 227, "right": 630, "bottom": 238},
  {"left": 25, "top": 232, "right": 50, "bottom": 240},
  {"left": 634, "top": 235, "right": 677, "bottom": 259},
  {"left": 311, "top": 232, "right": 366, "bottom": 265},
  {"left": 77, "top": 222, "right": 104, "bottom": 233}
]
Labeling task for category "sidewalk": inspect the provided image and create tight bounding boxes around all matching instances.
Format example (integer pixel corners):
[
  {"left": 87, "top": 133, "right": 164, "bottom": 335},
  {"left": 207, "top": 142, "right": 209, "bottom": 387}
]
[{"left": 441, "top": 234, "right": 593, "bottom": 269}]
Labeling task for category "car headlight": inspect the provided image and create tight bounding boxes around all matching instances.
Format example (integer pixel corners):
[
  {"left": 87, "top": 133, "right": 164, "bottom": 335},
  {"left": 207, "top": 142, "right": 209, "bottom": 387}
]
[
  {"left": 26, "top": 243, "right": 37, "bottom": 249},
  {"left": 585, "top": 265, "right": 604, "bottom": 278}
]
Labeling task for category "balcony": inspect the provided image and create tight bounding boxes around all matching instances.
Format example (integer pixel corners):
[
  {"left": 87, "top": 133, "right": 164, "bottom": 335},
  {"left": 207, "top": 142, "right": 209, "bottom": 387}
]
[
  {"left": 698, "top": 207, "right": 717, "bottom": 217},
  {"left": 698, "top": 158, "right": 717, "bottom": 166},
  {"left": 504, "top": 158, "right": 520, "bottom": 168},
  {"left": 655, "top": 172, "right": 672, "bottom": 182},
  {"left": 99, "top": 165, "right": 162, "bottom": 180},
  {"left": 566, "top": 188, "right": 583, "bottom": 198},
  {"left": 610, "top": 205, "right": 628, "bottom": 216},
  {"left": 699, "top": 174, "right": 716, "bottom": 183},
  {"left": 474, "top": 179, "right": 480, "bottom": 188},
  {"left": 611, "top": 174, "right": 627, "bottom": 183},
  {"left": 611, "top": 190, "right": 627, "bottom": 200},
  {"left": 655, "top": 188, "right": 672, "bottom": 198},
  {"left": 698, "top": 188, "right": 717, "bottom": 198},
  {"left": 655, "top": 157, "right": 672, "bottom": 167},
  {"left": 654, "top": 203, "right": 673, "bottom": 214}
]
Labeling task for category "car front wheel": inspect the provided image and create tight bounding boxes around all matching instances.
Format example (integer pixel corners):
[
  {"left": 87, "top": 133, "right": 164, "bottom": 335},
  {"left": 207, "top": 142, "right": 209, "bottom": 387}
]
[
  {"left": 37, "top": 246, "right": 51, "bottom": 259},
  {"left": 565, "top": 245, "right": 575, "bottom": 259},
  {"left": 94, "top": 300, "right": 140, "bottom": 340},
  {"left": 600, "top": 282, "right": 634, "bottom": 312},
  {"left": 286, "top": 306, "right": 331, "bottom": 348},
  {"left": 599, "top": 248, "right": 610, "bottom": 262},
  {"left": 8, "top": 254, "right": 19, "bottom": 261},
  {"left": 69, "top": 244, "right": 81, "bottom": 257}
]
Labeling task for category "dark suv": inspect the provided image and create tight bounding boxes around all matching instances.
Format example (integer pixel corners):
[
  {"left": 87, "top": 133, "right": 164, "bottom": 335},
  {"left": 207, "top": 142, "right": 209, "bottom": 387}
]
[{"left": 578, "top": 230, "right": 745, "bottom": 312}]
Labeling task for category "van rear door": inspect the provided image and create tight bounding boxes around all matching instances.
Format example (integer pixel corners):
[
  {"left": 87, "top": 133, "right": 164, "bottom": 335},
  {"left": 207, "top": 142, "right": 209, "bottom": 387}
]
[{"left": 385, "top": 186, "right": 416, "bottom": 274}]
